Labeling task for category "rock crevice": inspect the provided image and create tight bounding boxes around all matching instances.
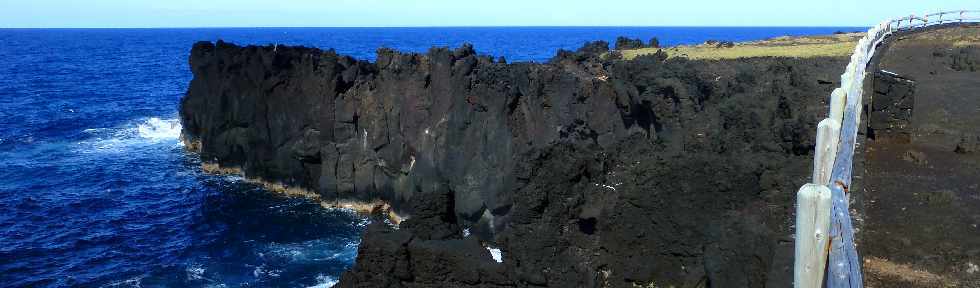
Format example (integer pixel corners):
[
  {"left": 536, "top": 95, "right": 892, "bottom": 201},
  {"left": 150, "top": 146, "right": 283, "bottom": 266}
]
[{"left": 180, "top": 40, "right": 846, "bottom": 287}]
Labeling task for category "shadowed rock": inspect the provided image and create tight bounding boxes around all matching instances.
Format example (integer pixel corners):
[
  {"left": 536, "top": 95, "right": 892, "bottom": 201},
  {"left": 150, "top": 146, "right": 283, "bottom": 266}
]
[{"left": 181, "top": 40, "right": 847, "bottom": 287}]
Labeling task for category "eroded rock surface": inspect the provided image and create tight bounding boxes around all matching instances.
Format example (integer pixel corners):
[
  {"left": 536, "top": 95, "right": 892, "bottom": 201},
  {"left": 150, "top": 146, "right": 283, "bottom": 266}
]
[{"left": 180, "top": 40, "right": 847, "bottom": 287}]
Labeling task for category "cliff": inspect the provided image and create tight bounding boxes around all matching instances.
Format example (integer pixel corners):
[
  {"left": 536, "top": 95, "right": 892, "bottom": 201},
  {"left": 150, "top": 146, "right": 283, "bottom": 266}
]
[{"left": 180, "top": 40, "right": 848, "bottom": 287}]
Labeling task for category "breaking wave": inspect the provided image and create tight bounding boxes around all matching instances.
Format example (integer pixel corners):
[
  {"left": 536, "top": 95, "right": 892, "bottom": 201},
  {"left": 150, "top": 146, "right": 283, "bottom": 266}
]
[
  {"left": 261, "top": 238, "right": 361, "bottom": 265},
  {"left": 79, "top": 117, "right": 182, "bottom": 153},
  {"left": 308, "top": 274, "right": 339, "bottom": 288},
  {"left": 137, "top": 117, "right": 182, "bottom": 141}
]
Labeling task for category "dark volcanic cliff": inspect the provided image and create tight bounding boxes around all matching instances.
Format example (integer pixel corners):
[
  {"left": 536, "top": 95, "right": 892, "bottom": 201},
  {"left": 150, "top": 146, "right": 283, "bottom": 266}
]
[{"left": 180, "top": 40, "right": 847, "bottom": 287}]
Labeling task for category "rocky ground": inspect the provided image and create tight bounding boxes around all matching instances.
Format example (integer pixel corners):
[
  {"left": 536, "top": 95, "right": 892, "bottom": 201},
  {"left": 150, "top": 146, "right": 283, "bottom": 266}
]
[
  {"left": 180, "top": 38, "right": 849, "bottom": 287},
  {"left": 179, "top": 25, "right": 980, "bottom": 287},
  {"left": 619, "top": 32, "right": 863, "bottom": 60},
  {"left": 862, "top": 25, "right": 980, "bottom": 288}
]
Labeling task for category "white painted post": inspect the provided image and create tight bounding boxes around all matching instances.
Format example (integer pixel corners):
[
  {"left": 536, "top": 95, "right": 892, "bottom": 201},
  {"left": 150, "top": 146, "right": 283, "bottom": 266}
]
[
  {"left": 855, "top": 73, "right": 867, "bottom": 127},
  {"left": 843, "top": 66, "right": 856, "bottom": 92},
  {"left": 830, "top": 88, "right": 846, "bottom": 122},
  {"left": 794, "top": 184, "right": 833, "bottom": 288},
  {"left": 813, "top": 119, "right": 842, "bottom": 185},
  {"left": 842, "top": 62, "right": 855, "bottom": 91}
]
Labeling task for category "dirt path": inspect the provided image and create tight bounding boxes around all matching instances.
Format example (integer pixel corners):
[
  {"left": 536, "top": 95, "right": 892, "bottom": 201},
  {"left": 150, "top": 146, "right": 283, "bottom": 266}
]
[{"left": 862, "top": 25, "right": 980, "bottom": 287}]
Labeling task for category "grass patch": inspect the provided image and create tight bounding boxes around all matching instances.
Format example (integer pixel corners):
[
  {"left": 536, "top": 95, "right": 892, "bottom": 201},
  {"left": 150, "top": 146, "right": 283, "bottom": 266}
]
[
  {"left": 620, "top": 34, "right": 860, "bottom": 60},
  {"left": 952, "top": 40, "right": 980, "bottom": 47},
  {"left": 904, "top": 26, "right": 980, "bottom": 47}
]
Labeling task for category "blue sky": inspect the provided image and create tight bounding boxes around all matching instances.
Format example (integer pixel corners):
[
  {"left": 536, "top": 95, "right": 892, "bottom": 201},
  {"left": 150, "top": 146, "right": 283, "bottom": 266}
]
[{"left": 0, "top": 0, "right": 972, "bottom": 28}]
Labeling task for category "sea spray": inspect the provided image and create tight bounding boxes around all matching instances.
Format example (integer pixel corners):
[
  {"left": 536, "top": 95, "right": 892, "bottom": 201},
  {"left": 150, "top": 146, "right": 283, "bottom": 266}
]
[
  {"left": 79, "top": 117, "right": 182, "bottom": 153},
  {"left": 137, "top": 117, "right": 182, "bottom": 141}
]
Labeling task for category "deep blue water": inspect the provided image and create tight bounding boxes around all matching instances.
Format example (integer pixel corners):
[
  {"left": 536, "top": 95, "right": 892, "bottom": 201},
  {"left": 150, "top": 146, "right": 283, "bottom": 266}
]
[{"left": 0, "top": 27, "right": 863, "bottom": 287}]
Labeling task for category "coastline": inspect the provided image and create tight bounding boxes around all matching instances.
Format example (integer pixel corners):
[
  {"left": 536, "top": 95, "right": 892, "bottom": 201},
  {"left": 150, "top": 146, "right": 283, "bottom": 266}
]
[
  {"left": 183, "top": 136, "right": 406, "bottom": 225},
  {"left": 179, "top": 36, "right": 851, "bottom": 286}
]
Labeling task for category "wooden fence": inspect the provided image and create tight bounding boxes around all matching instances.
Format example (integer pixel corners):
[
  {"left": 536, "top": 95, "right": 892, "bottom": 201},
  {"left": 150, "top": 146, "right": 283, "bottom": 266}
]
[{"left": 794, "top": 10, "right": 980, "bottom": 288}]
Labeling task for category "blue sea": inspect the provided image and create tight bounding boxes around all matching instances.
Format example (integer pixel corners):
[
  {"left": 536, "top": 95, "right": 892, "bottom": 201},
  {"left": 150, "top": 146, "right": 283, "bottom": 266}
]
[{"left": 0, "top": 27, "right": 862, "bottom": 287}]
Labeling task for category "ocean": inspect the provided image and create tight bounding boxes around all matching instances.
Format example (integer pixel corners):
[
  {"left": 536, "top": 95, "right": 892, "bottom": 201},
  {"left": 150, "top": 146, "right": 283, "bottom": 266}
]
[{"left": 0, "top": 27, "right": 862, "bottom": 287}]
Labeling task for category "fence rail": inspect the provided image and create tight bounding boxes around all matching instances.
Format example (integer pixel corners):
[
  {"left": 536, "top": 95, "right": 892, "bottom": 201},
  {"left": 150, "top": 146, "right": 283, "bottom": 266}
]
[
  {"left": 794, "top": 9, "right": 979, "bottom": 288},
  {"left": 889, "top": 10, "right": 980, "bottom": 30}
]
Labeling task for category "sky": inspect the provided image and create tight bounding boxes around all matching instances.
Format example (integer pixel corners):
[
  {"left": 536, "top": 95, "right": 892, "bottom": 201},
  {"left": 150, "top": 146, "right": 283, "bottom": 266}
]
[{"left": 0, "top": 0, "right": 973, "bottom": 28}]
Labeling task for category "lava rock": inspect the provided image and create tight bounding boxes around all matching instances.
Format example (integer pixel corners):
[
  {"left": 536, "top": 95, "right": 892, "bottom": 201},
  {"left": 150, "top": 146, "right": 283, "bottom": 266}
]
[
  {"left": 615, "top": 37, "right": 646, "bottom": 50},
  {"left": 181, "top": 40, "right": 848, "bottom": 287}
]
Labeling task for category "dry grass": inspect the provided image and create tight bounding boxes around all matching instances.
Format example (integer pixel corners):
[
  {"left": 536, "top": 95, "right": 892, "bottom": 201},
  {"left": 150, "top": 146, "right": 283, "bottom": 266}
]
[
  {"left": 901, "top": 26, "right": 980, "bottom": 47},
  {"left": 864, "top": 257, "right": 958, "bottom": 288},
  {"left": 620, "top": 33, "right": 862, "bottom": 60},
  {"left": 953, "top": 40, "right": 980, "bottom": 47}
]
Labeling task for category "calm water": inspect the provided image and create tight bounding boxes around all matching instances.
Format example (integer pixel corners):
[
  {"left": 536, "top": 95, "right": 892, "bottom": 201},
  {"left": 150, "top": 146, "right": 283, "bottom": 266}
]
[{"left": 0, "top": 27, "right": 862, "bottom": 287}]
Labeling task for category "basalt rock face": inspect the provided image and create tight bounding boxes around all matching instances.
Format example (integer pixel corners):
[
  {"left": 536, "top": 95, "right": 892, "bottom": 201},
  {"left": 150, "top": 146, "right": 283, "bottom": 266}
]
[
  {"left": 181, "top": 40, "right": 847, "bottom": 287},
  {"left": 181, "top": 41, "right": 370, "bottom": 191}
]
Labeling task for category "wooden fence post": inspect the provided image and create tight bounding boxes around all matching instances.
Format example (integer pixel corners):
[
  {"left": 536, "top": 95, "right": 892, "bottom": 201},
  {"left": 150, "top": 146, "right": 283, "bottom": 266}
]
[
  {"left": 795, "top": 184, "right": 833, "bottom": 288},
  {"left": 813, "top": 119, "right": 842, "bottom": 185},
  {"left": 806, "top": 11, "right": 979, "bottom": 287},
  {"left": 830, "top": 88, "right": 845, "bottom": 122}
]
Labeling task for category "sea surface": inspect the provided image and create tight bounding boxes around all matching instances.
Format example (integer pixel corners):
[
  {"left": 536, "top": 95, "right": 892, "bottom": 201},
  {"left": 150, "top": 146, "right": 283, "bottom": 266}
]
[{"left": 0, "top": 27, "right": 863, "bottom": 287}]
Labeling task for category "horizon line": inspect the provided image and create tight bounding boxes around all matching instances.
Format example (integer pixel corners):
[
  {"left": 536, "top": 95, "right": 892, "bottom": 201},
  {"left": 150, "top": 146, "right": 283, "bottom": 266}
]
[{"left": 0, "top": 25, "right": 872, "bottom": 30}]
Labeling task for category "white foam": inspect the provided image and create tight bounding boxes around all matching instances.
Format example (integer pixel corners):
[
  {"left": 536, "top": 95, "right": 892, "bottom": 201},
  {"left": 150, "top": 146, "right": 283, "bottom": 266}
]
[
  {"left": 253, "top": 264, "right": 282, "bottom": 279},
  {"left": 487, "top": 247, "right": 503, "bottom": 263},
  {"left": 78, "top": 117, "right": 183, "bottom": 153},
  {"left": 101, "top": 276, "right": 144, "bottom": 288},
  {"left": 261, "top": 238, "right": 360, "bottom": 264},
  {"left": 223, "top": 175, "right": 245, "bottom": 182},
  {"left": 307, "top": 274, "right": 339, "bottom": 288},
  {"left": 137, "top": 117, "right": 182, "bottom": 141},
  {"left": 186, "top": 264, "right": 206, "bottom": 281}
]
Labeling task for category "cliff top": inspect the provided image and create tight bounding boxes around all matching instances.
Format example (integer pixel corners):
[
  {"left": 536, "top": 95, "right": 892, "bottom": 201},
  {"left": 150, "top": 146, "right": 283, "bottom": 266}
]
[
  {"left": 621, "top": 32, "right": 864, "bottom": 60},
  {"left": 621, "top": 26, "right": 980, "bottom": 60}
]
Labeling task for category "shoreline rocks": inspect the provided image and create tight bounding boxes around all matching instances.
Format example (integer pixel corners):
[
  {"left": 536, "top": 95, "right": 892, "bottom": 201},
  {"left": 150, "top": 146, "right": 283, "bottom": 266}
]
[{"left": 180, "top": 40, "right": 847, "bottom": 287}]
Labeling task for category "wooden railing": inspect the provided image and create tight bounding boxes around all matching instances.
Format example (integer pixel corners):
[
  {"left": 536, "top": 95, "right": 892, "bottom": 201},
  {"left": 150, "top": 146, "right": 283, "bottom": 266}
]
[
  {"left": 890, "top": 10, "right": 980, "bottom": 30},
  {"left": 794, "top": 10, "right": 979, "bottom": 288}
]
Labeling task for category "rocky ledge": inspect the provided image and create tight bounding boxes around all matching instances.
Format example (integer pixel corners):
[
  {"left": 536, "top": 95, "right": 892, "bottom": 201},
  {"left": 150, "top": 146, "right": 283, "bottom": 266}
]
[{"left": 180, "top": 40, "right": 847, "bottom": 287}]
